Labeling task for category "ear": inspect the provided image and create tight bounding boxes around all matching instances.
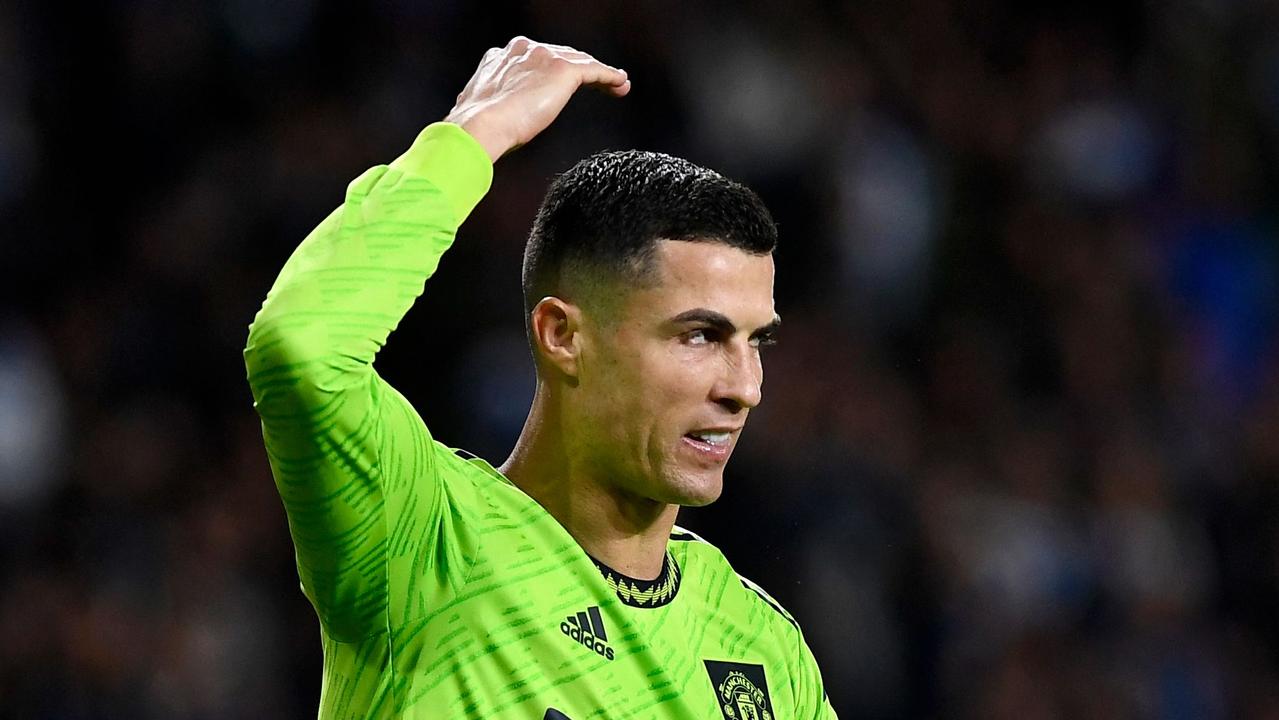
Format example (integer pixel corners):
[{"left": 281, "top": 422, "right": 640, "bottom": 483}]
[{"left": 530, "top": 297, "right": 583, "bottom": 378}]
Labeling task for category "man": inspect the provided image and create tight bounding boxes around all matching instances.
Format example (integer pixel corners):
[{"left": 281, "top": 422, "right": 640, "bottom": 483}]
[{"left": 244, "top": 37, "right": 837, "bottom": 719}]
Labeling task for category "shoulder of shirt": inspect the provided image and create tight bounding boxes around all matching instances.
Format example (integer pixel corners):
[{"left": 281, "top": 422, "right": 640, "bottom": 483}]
[
  {"left": 669, "top": 524, "right": 801, "bottom": 633},
  {"left": 669, "top": 524, "right": 710, "bottom": 544},
  {"left": 446, "top": 446, "right": 503, "bottom": 478},
  {"left": 425, "top": 446, "right": 511, "bottom": 497}
]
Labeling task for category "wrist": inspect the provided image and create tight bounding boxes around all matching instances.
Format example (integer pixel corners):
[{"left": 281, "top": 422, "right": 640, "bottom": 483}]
[
  {"left": 388, "top": 123, "right": 494, "bottom": 222},
  {"left": 444, "top": 108, "right": 507, "bottom": 164}
]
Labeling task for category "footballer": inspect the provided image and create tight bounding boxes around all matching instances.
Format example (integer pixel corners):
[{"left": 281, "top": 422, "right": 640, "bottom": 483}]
[{"left": 244, "top": 37, "right": 836, "bottom": 719}]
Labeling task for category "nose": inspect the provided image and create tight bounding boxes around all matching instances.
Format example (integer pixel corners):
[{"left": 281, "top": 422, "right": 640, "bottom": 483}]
[{"left": 711, "top": 347, "right": 763, "bottom": 413}]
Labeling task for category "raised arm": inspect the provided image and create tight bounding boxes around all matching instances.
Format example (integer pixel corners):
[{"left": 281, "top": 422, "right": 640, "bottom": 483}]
[{"left": 242, "top": 38, "right": 628, "bottom": 641}]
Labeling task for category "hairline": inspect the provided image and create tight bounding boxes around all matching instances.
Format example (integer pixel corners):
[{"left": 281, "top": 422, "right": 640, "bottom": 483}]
[
  {"left": 522, "top": 236, "right": 775, "bottom": 354},
  {"left": 523, "top": 235, "right": 772, "bottom": 317}
]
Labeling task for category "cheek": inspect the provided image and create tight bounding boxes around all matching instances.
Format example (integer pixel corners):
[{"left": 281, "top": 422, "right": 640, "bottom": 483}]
[
  {"left": 587, "top": 347, "right": 660, "bottom": 426},
  {"left": 648, "top": 348, "right": 720, "bottom": 413},
  {"left": 612, "top": 349, "right": 696, "bottom": 419},
  {"left": 589, "top": 342, "right": 713, "bottom": 436}
]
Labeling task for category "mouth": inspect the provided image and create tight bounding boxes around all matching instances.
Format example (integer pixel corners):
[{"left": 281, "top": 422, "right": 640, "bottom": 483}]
[
  {"left": 681, "top": 427, "right": 741, "bottom": 462},
  {"left": 685, "top": 430, "right": 733, "bottom": 446}
]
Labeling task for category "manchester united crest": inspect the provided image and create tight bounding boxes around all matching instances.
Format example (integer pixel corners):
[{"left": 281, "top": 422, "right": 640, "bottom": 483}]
[{"left": 704, "top": 660, "right": 774, "bottom": 720}]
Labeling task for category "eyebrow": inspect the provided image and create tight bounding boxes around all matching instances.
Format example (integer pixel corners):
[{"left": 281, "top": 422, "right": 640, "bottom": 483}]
[{"left": 669, "top": 308, "right": 782, "bottom": 338}]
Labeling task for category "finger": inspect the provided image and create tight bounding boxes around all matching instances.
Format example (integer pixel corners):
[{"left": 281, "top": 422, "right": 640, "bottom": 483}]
[
  {"left": 574, "top": 60, "right": 629, "bottom": 90},
  {"left": 556, "top": 49, "right": 624, "bottom": 74},
  {"left": 511, "top": 45, "right": 627, "bottom": 91},
  {"left": 583, "top": 76, "right": 631, "bottom": 98},
  {"left": 538, "top": 41, "right": 584, "bottom": 54},
  {"left": 533, "top": 44, "right": 625, "bottom": 76},
  {"left": 600, "top": 78, "right": 632, "bottom": 97}
]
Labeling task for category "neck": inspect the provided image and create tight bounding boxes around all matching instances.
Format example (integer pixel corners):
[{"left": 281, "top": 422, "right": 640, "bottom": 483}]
[{"left": 499, "top": 388, "right": 677, "bottom": 580}]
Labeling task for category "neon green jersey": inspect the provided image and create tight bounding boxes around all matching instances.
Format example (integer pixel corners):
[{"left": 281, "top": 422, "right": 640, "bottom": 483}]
[{"left": 244, "top": 122, "right": 837, "bottom": 720}]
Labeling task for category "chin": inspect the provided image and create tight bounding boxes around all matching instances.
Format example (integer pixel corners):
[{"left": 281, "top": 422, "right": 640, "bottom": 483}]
[
  {"left": 661, "top": 470, "right": 724, "bottom": 507},
  {"left": 677, "top": 492, "right": 721, "bottom": 508}
]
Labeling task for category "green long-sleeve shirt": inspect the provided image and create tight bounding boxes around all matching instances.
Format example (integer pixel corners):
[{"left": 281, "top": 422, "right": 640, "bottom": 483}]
[{"left": 244, "top": 122, "right": 836, "bottom": 719}]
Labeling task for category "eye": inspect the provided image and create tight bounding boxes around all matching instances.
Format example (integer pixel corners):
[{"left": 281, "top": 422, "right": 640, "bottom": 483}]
[
  {"left": 750, "top": 333, "right": 778, "bottom": 349},
  {"left": 685, "top": 328, "right": 711, "bottom": 345}
]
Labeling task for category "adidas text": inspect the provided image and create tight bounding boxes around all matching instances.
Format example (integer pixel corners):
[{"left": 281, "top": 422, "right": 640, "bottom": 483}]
[{"left": 560, "top": 607, "right": 615, "bottom": 661}]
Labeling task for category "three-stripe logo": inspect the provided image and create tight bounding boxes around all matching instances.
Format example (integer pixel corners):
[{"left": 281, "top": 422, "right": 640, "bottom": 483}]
[{"left": 560, "top": 605, "right": 615, "bottom": 661}]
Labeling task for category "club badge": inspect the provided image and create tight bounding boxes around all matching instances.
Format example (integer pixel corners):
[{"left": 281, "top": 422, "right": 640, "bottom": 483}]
[{"left": 704, "top": 660, "right": 774, "bottom": 720}]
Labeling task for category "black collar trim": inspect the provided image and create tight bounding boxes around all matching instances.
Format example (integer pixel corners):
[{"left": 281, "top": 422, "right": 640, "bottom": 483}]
[{"left": 591, "top": 551, "right": 682, "bottom": 608}]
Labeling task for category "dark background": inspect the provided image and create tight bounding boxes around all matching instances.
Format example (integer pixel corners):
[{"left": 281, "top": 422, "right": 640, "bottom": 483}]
[{"left": 2, "top": 0, "right": 1278, "bottom": 717}]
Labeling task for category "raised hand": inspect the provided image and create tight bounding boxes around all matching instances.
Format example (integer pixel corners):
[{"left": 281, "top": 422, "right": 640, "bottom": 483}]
[{"left": 445, "top": 37, "right": 630, "bottom": 162}]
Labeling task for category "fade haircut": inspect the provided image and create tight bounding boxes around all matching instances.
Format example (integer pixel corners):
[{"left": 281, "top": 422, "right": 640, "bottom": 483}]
[{"left": 521, "top": 150, "right": 777, "bottom": 325}]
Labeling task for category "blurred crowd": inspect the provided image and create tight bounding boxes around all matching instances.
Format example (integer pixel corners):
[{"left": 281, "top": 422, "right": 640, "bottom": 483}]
[{"left": 2, "top": 0, "right": 1277, "bottom": 717}]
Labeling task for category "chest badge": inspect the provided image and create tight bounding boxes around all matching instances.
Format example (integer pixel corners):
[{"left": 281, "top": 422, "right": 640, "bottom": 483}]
[
  {"left": 560, "top": 605, "right": 615, "bottom": 661},
  {"left": 704, "top": 660, "right": 774, "bottom": 720}
]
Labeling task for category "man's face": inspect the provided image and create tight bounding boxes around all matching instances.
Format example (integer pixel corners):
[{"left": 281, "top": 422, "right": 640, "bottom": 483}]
[{"left": 573, "top": 239, "right": 778, "bottom": 507}]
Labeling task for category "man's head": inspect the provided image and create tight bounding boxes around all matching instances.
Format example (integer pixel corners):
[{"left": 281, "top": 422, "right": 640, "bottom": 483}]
[{"left": 522, "top": 150, "right": 779, "bottom": 507}]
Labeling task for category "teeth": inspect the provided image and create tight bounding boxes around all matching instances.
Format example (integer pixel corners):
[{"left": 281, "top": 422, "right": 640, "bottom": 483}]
[{"left": 691, "top": 432, "right": 730, "bottom": 446}]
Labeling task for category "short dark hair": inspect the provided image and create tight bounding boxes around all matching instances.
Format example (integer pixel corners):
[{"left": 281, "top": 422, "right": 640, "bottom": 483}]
[{"left": 521, "top": 150, "right": 777, "bottom": 318}]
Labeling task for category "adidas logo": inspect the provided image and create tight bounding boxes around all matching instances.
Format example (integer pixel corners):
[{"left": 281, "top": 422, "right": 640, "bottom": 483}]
[{"left": 559, "top": 605, "right": 615, "bottom": 661}]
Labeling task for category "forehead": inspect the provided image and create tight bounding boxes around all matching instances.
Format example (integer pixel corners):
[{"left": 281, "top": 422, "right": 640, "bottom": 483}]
[{"left": 622, "top": 239, "right": 775, "bottom": 323}]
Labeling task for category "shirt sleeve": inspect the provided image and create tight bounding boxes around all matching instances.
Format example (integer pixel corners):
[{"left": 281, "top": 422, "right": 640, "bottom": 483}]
[{"left": 242, "top": 122, "right": 493, "bottom": 642}]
